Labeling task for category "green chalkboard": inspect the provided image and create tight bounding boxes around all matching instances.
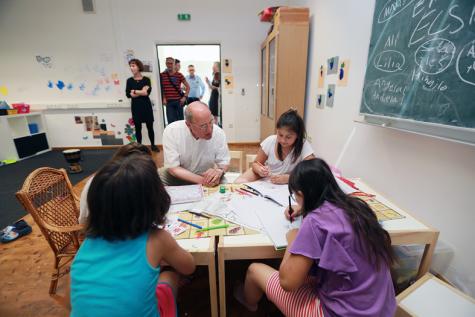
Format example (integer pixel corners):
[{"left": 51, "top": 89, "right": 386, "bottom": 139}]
[{"left": 360, "top": 0, "right": 475, "bottom": 128}]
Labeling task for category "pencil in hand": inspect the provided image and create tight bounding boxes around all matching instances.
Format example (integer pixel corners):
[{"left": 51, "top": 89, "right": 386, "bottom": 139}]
[{"left": 288, "top": 195, "right": 294, "bottom": 223}]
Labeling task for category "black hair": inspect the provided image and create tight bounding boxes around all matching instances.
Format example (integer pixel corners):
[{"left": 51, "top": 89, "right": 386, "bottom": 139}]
[
  {"left": 175, "top": 59, "right": 181, "bottom": 64},
  {"left": 128, "top": 59, "right": 144, "bottom": 72},
  {"left": 86, "top": 155, "right": 170, "bottom": 241},
  {"left": 111, "top": 142, "right": 151, "bottom": 161},
  {"left": 276, "top": 109, "right": 306, "bottom": 163},
  {"left": 288, "top": 158, "right": 395, "bottom": 269}
]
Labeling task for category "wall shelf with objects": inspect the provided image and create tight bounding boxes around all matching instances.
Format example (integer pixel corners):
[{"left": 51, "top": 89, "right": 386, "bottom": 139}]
[{"left": 0, "top": 113, "right": 50, "bottom": 162}]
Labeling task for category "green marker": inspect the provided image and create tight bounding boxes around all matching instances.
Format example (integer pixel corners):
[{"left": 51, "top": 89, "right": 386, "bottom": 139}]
[{"left": 196, "top": 224, "right": 230, "bottom": 232}]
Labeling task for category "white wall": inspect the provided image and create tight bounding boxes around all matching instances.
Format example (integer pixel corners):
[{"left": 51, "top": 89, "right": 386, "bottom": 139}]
[
  {"left": 292, "top": 0, "right": 475, "bottom": 295},
  {"left": 0, "top": 0, "right": 291, "bottom": 143}
]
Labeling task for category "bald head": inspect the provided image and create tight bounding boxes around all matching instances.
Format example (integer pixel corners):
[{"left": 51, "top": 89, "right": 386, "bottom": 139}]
[{"left": 185, "top": 101, "right": 212, "bottom": 123}]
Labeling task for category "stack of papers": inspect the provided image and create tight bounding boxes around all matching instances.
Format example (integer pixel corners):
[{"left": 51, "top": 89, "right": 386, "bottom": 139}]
[{"left": 166, "top": 184, "right": 204, "bottom": 204}]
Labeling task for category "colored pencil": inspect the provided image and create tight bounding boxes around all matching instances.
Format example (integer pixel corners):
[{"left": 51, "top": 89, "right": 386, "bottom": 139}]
[
  {"left": 196, "top": 224, "right": 230, "bottom": 232},
  {"left": 177, "top": 218, "right": 203, "bottom": 229}
]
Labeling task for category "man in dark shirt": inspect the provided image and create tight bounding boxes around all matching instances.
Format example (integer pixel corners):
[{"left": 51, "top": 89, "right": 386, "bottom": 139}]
[{"left": 160, "top": 57, "right": 190, "bottom": 124}]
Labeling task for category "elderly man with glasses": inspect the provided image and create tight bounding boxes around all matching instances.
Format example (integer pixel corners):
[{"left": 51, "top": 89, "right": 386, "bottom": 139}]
[{"left": 160, "top": 101, "right": 230, "bottom": 186}]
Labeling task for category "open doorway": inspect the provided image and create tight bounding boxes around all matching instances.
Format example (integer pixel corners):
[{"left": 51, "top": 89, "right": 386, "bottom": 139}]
[{"left": 156, "top": 44, "right": 221, "bottom": 127}]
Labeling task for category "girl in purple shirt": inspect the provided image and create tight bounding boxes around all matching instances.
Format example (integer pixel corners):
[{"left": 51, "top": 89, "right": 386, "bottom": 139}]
[{"left": 237, "top": 158, "right": 396, "bottom": 316}]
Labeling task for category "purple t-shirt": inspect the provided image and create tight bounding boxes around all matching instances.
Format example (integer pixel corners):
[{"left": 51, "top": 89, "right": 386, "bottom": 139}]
[{"left": 289, "top": 201, "right": 396, "bottom": 317}]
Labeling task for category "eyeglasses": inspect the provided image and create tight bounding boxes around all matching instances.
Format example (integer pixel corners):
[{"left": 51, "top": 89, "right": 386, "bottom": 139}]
[{"left": 191, "top": 119, "right": 214, "bottom": 131}]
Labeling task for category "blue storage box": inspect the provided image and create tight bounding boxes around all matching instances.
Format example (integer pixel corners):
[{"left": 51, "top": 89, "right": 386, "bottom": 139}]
[{"left": 28, "top": 123, "right": 39, "bottom": 134}]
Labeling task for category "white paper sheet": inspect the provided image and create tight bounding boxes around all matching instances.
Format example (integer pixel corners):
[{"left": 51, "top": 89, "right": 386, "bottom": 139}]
[
  {"left": 165, "top": 184, "right": 204, "bottom": 204},
  {"left": 244, "top": 180, "right": 291, "bottom": 206}
]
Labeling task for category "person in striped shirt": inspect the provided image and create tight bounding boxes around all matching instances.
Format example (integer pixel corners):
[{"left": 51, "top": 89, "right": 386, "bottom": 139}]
[{"left": 160, "top": 57, "right": 190, "bottom": 124}]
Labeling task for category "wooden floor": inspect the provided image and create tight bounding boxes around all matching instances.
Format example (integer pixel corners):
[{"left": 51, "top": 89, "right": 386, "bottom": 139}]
[{"left": 0, "top": 143, "right": 287, "bottom": 317}]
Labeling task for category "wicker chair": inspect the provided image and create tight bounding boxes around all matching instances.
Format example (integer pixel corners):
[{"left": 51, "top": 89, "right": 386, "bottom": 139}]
[{"left": 16, "top": 167, "right": 84, "bottom": 295}]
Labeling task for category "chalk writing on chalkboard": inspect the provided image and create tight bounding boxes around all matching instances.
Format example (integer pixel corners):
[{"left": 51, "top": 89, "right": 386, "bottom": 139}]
[{"left": 361, "top": 0, "right": 475, "bottom": 129}]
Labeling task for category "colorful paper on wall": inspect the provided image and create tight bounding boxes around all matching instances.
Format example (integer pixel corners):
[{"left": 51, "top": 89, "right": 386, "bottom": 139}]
[
  {"left": 316, "top": 94, "right": 325, "bottom": 109},
  {"left": 318, "top": 65, "right": 325, "bottom": 88},
  {"left": 223, "top": 59, "right": 232, "bottom": 73},
  {"left": 327, "top": 56, "right": 339, "bottom": 75},
  {"left": 224, "top": 76, "right": 234, "bottom": 89},
  {"left": 326, "top": 84, "right": 335, "bottom": 107},
  {"left": 337, "top": 59, "right": 350, "bottom": 86},
  {"left": 0, "top": 86, "right": 8, "bottom": 96}
]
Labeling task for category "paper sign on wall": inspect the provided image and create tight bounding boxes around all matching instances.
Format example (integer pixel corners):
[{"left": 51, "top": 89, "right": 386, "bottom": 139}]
[
  {"left": 223, "top": 59, "right": 232, "bottom": 73},
  {"left": 337, "top": 60, "right": 350, "bottom": 86},
  {"left": 318, "top": 65, "right": 325, "bottom": 88},
  {"left": 224, "top": 75, "right": 234, "bottom": 89},
  {"left": 316, "top": 94, "right": 325, "bottom": 109},
  {"left": 326, "top": 84, "right": 335, "bottom": 107},
  {"left": 327, "top": 56, "right": 339, "bottom": 75}
]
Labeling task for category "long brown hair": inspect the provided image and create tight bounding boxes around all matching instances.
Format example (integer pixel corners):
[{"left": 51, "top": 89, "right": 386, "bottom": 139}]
[{"left": 289, "top": 158, "right": 395, "bottom": 269}]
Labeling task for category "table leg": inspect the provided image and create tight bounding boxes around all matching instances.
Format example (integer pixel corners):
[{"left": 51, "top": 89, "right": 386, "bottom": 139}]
[
  {"left": 208, "top": 253, "right": 218, "bottom": 317},
  {"left": 218, "top": 246, "right": 227, "bottom": 317},
  {"left": 416, "top": 232, "right": 439, "bottom": 278}
]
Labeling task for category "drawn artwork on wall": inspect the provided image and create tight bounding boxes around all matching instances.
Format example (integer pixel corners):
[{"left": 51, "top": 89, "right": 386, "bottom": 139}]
[
  {"left": 124, "top": 118, "right": 137, "bottom": 143},
  {"left": 326, "top": 84, "right": 336, "bottom": 107},
  {"left": 337, "top": 60, "right": 351, "bottom": 86},
  {"left": 76, "top": 116, "right": 124, "bottom": 145},
  {"left": 0, "top": 85, "right": 9, "bottom": 96},
  {"left": 316, "top": 94, "right": 325, "bottom": 109},
  {"left": 223, "top": 59, "right": 232, "bottom": 73},
  {"left": 318, "top": 65, "right": 325, "bottom": 88},
  {"left": 124, "top": 49, "right": 135, "bottom": 63},
  {"left": 142, "top": 61, "right": 153, "bottom": 73},
  {"left": 224, "top": 76, "right": 234, "bottom": 89},
  {"left": 327, "top": 56, "right": 339, "bottom": 75},
  {"left": 36, "top": 55, "right": 53, "bottom": 69}
]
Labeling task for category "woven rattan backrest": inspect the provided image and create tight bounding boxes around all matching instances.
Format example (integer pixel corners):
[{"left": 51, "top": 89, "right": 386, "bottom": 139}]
[{"left": 17, "top": 168, "right": 79, "bottom": 254}]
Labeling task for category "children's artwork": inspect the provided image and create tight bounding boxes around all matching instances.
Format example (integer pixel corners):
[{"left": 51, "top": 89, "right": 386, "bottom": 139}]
[
  {"left": 0, "top": 85, "right": 8, "bottom": 96},
  {"left": 111, "top": 73, "right": 120, "bottom": 85},
  {"left": 124, "top": 118, "right": 136, "bottom": 143},
  {"left": 316, "top": 94, "right": 325, "bottom": 109},
  {"left": 124, "top": 49, "right": 135, "bottom": 63},
  {"left": 327, "top": 56, "right": 339, "bottom": 75},
  {"left": 318, "top": 65, "right": 325, "bottom": 88},
  {"left": 326, "top": 84, "right": 336, "bottom": 107},
  {"left": 84, "top": 116, "right": 100, "bottom": 131},
  {"left": 337, "top": 59, "right": 351, "bottom": 86},
  {"left": 223, "top": 59, "right": 232, "bottom": 73},
  {"left": 224, "top": 76, "right": 234, "bottom": 89},
  {"left": 352, "top": 193, "right": 404, "bottom": 222},
  {"left": 74, "top": 116, "right": 83, "bottom": 124},
  {"left": 36, "top": 55, "right": 53, "bottom": 68},
  {"left": 56, "top": 80, "right": 65, "bottom": 90},
  {"left": 142, "top": 61, "right": 153, "bottom": 73}
]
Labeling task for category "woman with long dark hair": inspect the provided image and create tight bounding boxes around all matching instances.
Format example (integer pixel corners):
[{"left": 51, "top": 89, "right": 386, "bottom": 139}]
[
  {"left": 237, "top": 158, "right": 396, "bottom": 316},
  {"left": 235, "top": 109, "right": 315, "bottom": 184}
]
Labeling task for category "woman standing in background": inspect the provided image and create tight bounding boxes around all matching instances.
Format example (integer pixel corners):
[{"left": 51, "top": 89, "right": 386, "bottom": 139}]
[
  {"left": 206, "top": 61, "right": 221, "bottom": 125},
  {"left": 126, "top": 59, "right": 159, "bottom": 152}
]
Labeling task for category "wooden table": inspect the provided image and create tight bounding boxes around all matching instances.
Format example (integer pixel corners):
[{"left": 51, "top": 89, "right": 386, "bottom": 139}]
[
  {"left": 217, "top": 179, "right": 439, "bottom": 317},
  {"left": 176, "top": 237, "right": 218, "bottom": 317},
  {"left": 396, "top": 273, "right": 475, "bottom": 316}
]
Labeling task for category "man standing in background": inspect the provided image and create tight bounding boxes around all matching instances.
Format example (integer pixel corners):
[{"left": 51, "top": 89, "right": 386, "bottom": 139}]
[
  {"left": 160, "top": 57, "right": 190, "bottom": 124},
  {"left": 185, "top": 64, "right": 206, "bottom": 104}
]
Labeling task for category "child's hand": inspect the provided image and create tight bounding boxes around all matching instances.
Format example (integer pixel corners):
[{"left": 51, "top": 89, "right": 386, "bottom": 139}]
[
  {"left": 285, "top": 204, "right": 302, "bottom": 221},
  {"left": 270, "top": 174, "right": 289, "bottom": 184},
  {"left": 254, "top": 164, "right": 270, "bottom": 177}
]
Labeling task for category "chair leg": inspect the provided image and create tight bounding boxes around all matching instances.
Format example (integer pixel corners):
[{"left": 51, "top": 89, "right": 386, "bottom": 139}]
[{"left": 49, "top": 258, "right": 60, "bottom": 295}]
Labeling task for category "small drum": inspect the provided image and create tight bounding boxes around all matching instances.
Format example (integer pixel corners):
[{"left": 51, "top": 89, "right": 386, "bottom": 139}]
[{"left": 63, "top": 149, "right": 82, "bottom": 173}]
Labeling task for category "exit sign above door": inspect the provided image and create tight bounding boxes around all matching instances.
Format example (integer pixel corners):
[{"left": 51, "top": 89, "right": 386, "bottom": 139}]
[{"left": 177, "top": 13, "right": 191, "bottom": 21}]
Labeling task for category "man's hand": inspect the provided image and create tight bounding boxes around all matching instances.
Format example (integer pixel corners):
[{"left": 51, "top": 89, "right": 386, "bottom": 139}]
[
  {"left": 201, "top": 168, "right": 223, "bottom": 187},
  {"left": 180, "top": 96, "right": 187, "bottom": 106}
]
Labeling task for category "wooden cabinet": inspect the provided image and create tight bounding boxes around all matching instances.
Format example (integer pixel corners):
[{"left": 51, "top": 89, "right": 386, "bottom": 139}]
[
  {"left": 260, "top": 7, "right": 309, "bottom": 140},
  {"left": 0, "top": 113, "right": 50, "bottom": 161}
]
